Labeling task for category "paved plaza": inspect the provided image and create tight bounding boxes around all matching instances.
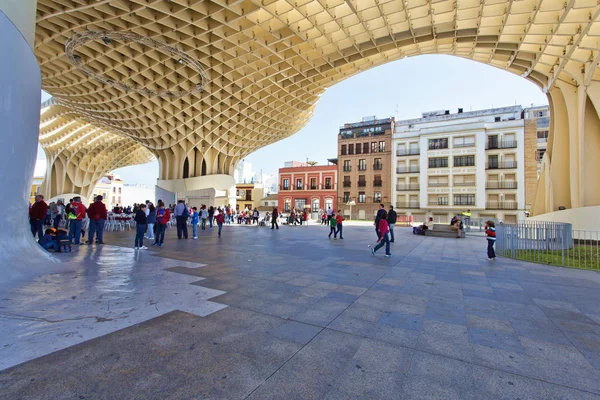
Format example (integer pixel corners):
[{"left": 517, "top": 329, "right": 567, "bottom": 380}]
[{"left": 1, "top": 223, "right": 600, "bottom": 399}]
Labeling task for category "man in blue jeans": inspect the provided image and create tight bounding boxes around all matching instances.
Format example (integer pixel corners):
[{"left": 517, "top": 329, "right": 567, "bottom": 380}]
[
  {"left": 86, "top": 195, "right": 107, "bottom": 244},
  {"left": 68, "top": 197, "right": 86, "bottom": 245},
  {"left": 387, "top": 205, "right": 397, "bottom": 243},
  {"left": 29, "top": 195, "right": 48, "bottom": 239},
  {"left": 134, "top": 204, "right": 148, "bottom": 250}
]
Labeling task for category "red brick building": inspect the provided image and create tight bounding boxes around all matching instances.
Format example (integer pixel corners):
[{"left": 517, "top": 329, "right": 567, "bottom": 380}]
[{"left": 278, "top": 161, "right": 338, "bottom": 216}]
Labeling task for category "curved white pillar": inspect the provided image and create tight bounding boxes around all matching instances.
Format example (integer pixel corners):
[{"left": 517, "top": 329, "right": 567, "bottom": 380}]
[{"left": 0, "top": 2, "right": 55, "bottom": 283}]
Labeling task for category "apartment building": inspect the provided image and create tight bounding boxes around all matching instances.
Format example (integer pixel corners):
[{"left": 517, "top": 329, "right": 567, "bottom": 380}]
[
  {"left": 278, "top": 161, "right": 337, "bottom": 216},
  {"left": 524, "top": 105, "right": 550, "bottom": 177},
  {"left": 392, "top": 106, "right": 539, "bottom": 224},
  {"left": 337, "top": 116, "right": 394, "bottom": 219}
]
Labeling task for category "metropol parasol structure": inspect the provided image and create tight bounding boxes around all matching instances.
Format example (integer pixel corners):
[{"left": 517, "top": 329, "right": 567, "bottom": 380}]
[{"left": 1, "top": 0, "right": 600, "bottom": 259}]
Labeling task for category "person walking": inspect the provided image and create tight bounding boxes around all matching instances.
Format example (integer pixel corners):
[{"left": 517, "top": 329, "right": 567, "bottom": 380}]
[
  {"left": 68, "top": 196, "right": 86, "bottom": 245},
  {"left": 191, "top": 207, "right": 199, "bottom": 239},
  {"left": 146, "top": 203, "right": 156, "bottom": 240},
  {"left": 134, "top": 203, "right": 148, "bottom": 250},
  {"left": 374, "top": 203, "right": 385, "bottom": 239},
  {"left": 252, "top": 208, "right": 259, "bottom": 224},
  {"left": 49, "top": 201, "right": 61, "bottom": 229},
  {"left": 86, "top": 195, "right": 107, "bottom": 245},
  {"left": 208, "top": 206, "right": 215, "bottom": 228},
  {"left": 174, "top": 199, "right": 189, "bottom": 239},
  {"left": 29, "top": 195, "right": 48, "bottom": 239},
  {"left": 328, "top": 212, "right": 337, "bottom": 238},
  {"left": 153, "top": 201, "right": 170, "bottom": 247},
  {"left": 200, "top": 205, "right": 208, "bottom": 230},
  {"left": 369, "top": 210, "right": 391, "bottom": 257},
  {"left": 326, "top": 207, "right": 334, "bottom": 225},
  {"left": 334, "top": 210, "right": 344, "bottom": 240},
  {"left": 387, "top": 205, "right": 397, "bottom": 243},
  {"left": 485, "top": 220, "right": 496, "bottom": 260},
  {"left": 271, "top": 207, "right": 279, "bottom": 230},
  {"left": 216, "top": 209, "right": 225, "bottom": 237}
]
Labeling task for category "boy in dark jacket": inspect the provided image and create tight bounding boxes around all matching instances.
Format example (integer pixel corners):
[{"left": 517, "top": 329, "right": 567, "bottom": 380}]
[
  {"left": 134, "top": 204, "right": 148, "bottom": 250},
  {"left": 39, "top": 228, "right": 56, "bottom": 251}
]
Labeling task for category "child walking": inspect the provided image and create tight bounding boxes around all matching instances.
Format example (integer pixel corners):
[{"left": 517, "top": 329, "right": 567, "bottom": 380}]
[
  {"left": 328, "top": 213, "right": 337, "bottom": 239},
  {"left": 334, "top": 210, "right": 344, "bottom": 240},
  {"left": 369, "top": 210, "right": 391, "bottom": 257},
  {"left": 200, "top": 205, "right": 208, "bottom": 230},
  {"left": 191, "top": 207, "right": 199, "bottom": 239},
  {"left": 485, "top": 220, "right": 496, "bottom": 260},
  {"left": 215, "top": 209, "right": 225, "bottom": 237}
]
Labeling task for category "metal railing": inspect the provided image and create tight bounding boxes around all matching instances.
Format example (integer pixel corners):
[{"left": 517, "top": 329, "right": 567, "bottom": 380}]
[
  {"left": 396, "top": 202, "right": 420, "bottom": 208},
  {"left": 397, "top": 166, "right": 420, "bottom": 173},
  {"left": 397, "top": 184, "right": 420, "bottom": 191},
  {"left": 486, "top": 140, "right": 518, "bottom": 149},
  {"left": 486, "top": 181, "right": 518, "bottom": 189},
  {"left": 495, "top": 222, "right": 599, "bottom": 270},
  {"left": 454, "top": 181, "right": 476, "bottom": 186},
  {"left": 486, "top": 201, "right": 518, "bottom": 210},
  {"left": 397, "top": 149, "right": 420, "bottom": 156},
  {"left": 486, "top": 161, "right": 518, "bottom": 169}
]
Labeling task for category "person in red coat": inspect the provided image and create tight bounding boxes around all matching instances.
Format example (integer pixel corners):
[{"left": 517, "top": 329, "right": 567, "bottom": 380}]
[
  {"left": 29, "top": 195, "right": 48, "bottom": 239},
  {"left": 153, "top": 201, "right": 171, "bottom": 247},
  {"left": 86, "top": 195, "right": 108, "bottom": 244}
]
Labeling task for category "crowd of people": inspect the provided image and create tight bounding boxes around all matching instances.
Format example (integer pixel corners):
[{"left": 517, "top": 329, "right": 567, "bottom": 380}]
[{"left": 30, "top": 195, "right": 496, "bottom": 259}]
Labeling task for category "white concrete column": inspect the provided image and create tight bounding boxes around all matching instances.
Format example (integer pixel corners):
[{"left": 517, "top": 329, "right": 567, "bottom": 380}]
[{"left": 0, "top": 1, "right": 56, "bottom": 278}]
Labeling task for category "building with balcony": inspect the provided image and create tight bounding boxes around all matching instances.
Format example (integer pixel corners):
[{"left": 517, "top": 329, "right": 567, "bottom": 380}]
[
  {"left": 337, "top": 116, "right": 394, "bottom": 219},
  {"left": 278, "top": 161, "right": 338, "bottom": 216},
  {"left": 392, "top": 106, "right": 540, "bottom": 224},
  {"left": 524, "top": 105, "right": 550, "bottom": 177}
]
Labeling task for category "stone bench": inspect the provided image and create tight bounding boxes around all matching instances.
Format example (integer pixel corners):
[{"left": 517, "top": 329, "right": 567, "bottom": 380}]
[{"left": 425, "top": 224, "right": 464, "bottom": 238}]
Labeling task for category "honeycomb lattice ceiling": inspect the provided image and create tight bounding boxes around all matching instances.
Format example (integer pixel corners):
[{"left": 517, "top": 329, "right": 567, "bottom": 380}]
[{"left": 35, "top": 0, "right": 600, "bottom": 173}]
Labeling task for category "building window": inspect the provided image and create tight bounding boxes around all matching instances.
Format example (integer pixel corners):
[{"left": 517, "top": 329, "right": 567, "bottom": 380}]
[
  {"left": 112, "top": 196, "right": 115, "bottom": 204},
  {"left": 118, "top": 196, "right": 121, "bottom": 204},
  {"left": 312, "top": 198, "right": 319, "bottom": 211},
  {"left": 454, "top": 194, "right": 475, "bottom": 206},
  {"left": 348, "top": 144, "right": 355, "bottom": 155},
  {"left": 310, "top": 178, "right": 317, "bottom": 190},
  {"left": 358, "top": 159, "right": 367, "bottom": 171},
  {"left": 453, "top": 136, "right": 475, "bottom": 148},
  {"left": 296, "top": 179, "right": 303, "bottom": 190},
  {"left": 284, "top": 199, "right": 291, "bottom": 212},
  {"left": 343, "top": 176, "right": 351, "bottom": 187},
  {"left": 454, "top": 155, "right": 475, "bottom": 167},
  {"left": 428, "top": 138, "right": 448, "bottom": 149},
  {"left": 374, "top": 192, "right": 382, "bottom": 203},
  {"left": 283, "top": 179, "right": 289, "bottom": 190},
  {"left": 495, "top": 117, "right": 501, "bottom": 122},
  {"left": 428, "top": 157, "right": 448, "bottom": 168},
  {"left": 325, "top": 177, "right": 332, "bottom": 189},
  {"left": 358, "top": 175, "right": 366, "bottom": 187},
  {"left": 378, "top": 141, "right": 385, "bottom": 152},
  {"left": 488, "top": 154, "right": 499, "bottom": 169},
  {"left": 341, "top": 144, "right": 347, "bottom": 155},
  {"left": 358, "top": 192, "right": 366, "bottom": 203},
  {"left": 343, "top": 160, "right": 351, "bottom": 172},
  {"left": 113, "top": 187, "right": 116, "bottom": 193},
  {"left": 371, "top": 142, "right": 377, "bottom": 153},
  {"left": 118, "top": 187, "right": 122, "bottom": 194},
  {"left": 536, "top": 149, "right": 546, "bottom": 162},
  {"left": 537, "top": 130, "right": 549, "bottom": 141},
  {"left": 363, "top": 143, "right": 369, "bottom": 153},
  {"left": 294, "top": 198, "right": 306, "bottom": 210},
  {"left": 356, "top": 144, "right": 362, "bottom": 155},
  {"left": 343, "top": 192, "right": 350, "bottom": 202},
  {"left": 373, "top": 175, "right": 382, "bottom": 187},
  {"left": 373, "top": 158, "right": 382, "bottom": 170}
]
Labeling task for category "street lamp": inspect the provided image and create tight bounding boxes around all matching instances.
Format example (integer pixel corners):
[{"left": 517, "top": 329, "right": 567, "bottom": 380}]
[{"left": 347, "top": 200, "right": 356, "bottom": 220}]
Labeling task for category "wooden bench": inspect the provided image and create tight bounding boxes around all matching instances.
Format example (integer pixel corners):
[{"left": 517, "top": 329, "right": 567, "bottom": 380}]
[{"left": 425, "top": 224, "right": 464, "bottom": 238}]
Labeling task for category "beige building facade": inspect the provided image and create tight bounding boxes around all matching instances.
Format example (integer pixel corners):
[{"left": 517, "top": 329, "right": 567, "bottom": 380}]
[{"left": 392, "top": 107, "right": 539, "bottom": 224}]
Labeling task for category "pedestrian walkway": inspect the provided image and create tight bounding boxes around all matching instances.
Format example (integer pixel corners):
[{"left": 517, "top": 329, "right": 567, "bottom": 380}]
[{"left": 1, "top": 225, "right": 600, "bottom": 399}]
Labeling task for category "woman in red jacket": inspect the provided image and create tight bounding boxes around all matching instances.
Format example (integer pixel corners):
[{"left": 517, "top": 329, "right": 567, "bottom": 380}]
[{"left": 369, "top": 211, "right": 391, "bottom": 257}]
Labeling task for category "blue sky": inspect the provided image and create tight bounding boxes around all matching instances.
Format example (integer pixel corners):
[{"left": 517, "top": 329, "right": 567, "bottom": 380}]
[{"left": 41, "top": 54, "right": 548, "bottom": 187}]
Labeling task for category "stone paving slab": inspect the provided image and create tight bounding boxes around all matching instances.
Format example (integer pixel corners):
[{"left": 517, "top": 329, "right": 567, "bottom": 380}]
[{"left": 1, "top": 224, "right": 600, "bottom": 398}]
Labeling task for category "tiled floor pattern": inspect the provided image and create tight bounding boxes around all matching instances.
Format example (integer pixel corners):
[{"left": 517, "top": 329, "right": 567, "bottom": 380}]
[{"left": 1, "top": 223, "right": 600, "bottom": 399}]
